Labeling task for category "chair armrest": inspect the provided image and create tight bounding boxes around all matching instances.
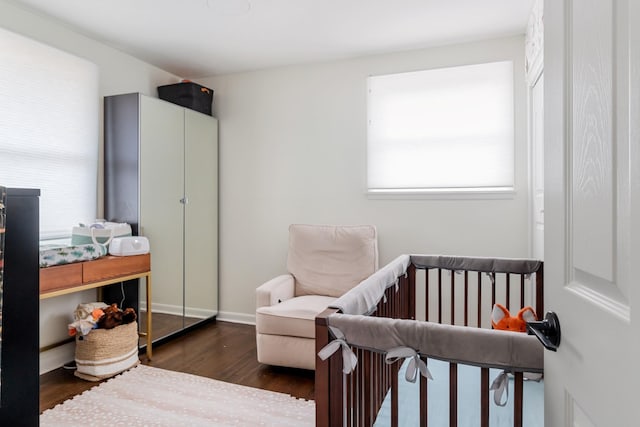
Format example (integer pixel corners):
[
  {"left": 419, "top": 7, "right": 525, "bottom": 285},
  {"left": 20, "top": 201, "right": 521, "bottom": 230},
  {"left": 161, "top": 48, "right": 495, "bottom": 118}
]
[{"left": 256, "top": 274, "right": 295, "bottom": 309}]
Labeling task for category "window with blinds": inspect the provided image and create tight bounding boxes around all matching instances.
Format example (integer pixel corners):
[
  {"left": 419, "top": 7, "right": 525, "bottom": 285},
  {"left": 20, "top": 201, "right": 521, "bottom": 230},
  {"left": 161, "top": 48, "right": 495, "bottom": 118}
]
[
  {"left": 367, "top": 60, "right": 515, "bottom": 196},
  {"left": 0, "top": 27, "right": 98, "bottom": 239}
]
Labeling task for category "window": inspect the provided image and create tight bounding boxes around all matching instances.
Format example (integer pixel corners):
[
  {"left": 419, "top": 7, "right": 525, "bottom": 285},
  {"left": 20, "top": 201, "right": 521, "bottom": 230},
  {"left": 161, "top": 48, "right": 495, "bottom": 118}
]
[
  {"left": 367, "top": 61, "right": 514, "bottom": 196},
  {"left": 0, "top": 27, "right": 98, "bottom": 239}
]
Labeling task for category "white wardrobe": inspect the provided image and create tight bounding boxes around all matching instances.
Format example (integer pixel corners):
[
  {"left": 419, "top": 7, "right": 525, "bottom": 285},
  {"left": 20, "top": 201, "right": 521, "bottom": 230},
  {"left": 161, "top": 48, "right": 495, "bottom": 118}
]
[{"left": 104, "top": 93, "right": 218, "bottom": 342}]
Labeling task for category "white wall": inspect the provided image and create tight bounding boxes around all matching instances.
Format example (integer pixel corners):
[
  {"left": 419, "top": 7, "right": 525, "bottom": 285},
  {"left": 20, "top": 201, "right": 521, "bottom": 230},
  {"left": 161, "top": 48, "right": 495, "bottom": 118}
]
[
  {"left": 198, "top": 35, "right": 529, "bottom": 323},
  {"left": 0, "top": 0, "right": 182, "bottom": 373}
]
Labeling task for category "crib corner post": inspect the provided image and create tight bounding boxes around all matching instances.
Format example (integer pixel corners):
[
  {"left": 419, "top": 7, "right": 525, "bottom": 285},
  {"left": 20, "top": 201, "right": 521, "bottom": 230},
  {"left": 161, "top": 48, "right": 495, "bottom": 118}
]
[
  {"left": 316, "top": 308, "right": 342, "bottom": 427},
  {"left": 535, "top": 262, "right": 544, "bottom": 320},
  {"left": 408, "top": 263, "right": 417, "bottom": 320}
]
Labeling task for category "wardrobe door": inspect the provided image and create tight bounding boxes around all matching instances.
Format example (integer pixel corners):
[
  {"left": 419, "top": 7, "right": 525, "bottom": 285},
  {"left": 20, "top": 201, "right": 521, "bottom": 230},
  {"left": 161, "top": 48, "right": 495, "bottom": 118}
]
[
  {"left": 139, "top": 95, "right": 185, "bottom": 337},
  {"left": 184, "top": 109, "right": 218, "bottom": 324}
]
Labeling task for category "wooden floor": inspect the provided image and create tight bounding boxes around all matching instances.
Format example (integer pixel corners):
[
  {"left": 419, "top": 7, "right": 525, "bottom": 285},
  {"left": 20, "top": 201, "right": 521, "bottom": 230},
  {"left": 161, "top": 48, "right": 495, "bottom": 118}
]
[
  {"left": 39, "top": 320, "right": 315, "bottom": 413},
  {"left": 138, "top": 311, "right": 203, "bottom": 344}
]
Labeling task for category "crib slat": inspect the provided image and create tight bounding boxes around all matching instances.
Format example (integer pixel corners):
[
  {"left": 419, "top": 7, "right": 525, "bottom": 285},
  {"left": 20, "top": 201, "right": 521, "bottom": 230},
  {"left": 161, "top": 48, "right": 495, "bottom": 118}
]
[
  {"left": 450, "top": 270, "right": 455, "bottom": 325},
  {"left": 360, "top": 348, "right": 366, "bottom": 426},
  {"left": 398, "top": 279, "right": 402, "bottom": 317},
  {"left": 449, "top": 363, "right": 458, "bottom": 427},
  {"left": 406, "top": 274, "right": 412, "bottom": 319},
  {"left": 398, "top": 278, "right": 403, "bottom": 318},
  {"left": 357, "top": 347, "right": 364, "bottom": 427},
  {"left": 350, "top": 348, "right": 355, "bottom": 427},
  {"left": 360, "top": 348, "right": 365, "bottom": 426},
  {"left": 506, "top": 274, "right": 511, "bottom": 311},
  {"left": 420, "top": 358, "right": 428, "bottom": 427},
  {"left": 372, "top": 354, "right": 377, "bottom": 423},
  {"left": 480, "top": 368, "right": 489, "bottom": 427},
  {"left": 381, "top": 354, "right": 386, "bottom": 420},
  {"left": 391, "top": 361, "right": 399, "bottom": 427},
  {"left": 425, "top": 268, "right": 430, "bottom": 322},
  {"left": 381, "top": 353, "right": 387, "bottom": 420},
  {"left": 464, "top": 271, "right": 469, "bottom": 327},
  {"left": 520, "top": 274, "right": 525, "bottom": 309},
  {"left": 344, "top": 372, "right": 348, "bottom": 427},
  {"left": 491, "top": 274, "right": 496, "bottom": 309},
  {"left": 405, "top": 274, "right": 410, "bottom": 319},
  {"left": 477, "top": 272, "right": 482, "bottom": 327},
  {"left": 438, "top": 269, "right": 443, "bottom": 324},
  {"left": 514, "top": 372, "right": 524, "bottom": 427},
  {"left": 363, "top": 351, "right": 372, "bottom": 426},
  {"left": 381, "top": 288, "right": 387, "bottom": 317},
  {"left": 405, "top": 272, "right": 412, "bottom": 319},
  {"left": 352, "top": 348, "right": 358, "bottom": 427},
  {"left": 391, "top": 281, "right": 396, "bottom": 320},
  {"left": 407, "top": 274, "right": 412, "bottom": 318}
]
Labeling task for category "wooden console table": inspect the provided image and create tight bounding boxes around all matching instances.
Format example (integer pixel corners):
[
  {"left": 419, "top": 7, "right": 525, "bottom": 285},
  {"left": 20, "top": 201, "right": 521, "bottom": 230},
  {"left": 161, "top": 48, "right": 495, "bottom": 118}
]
[{"left": 40, "top": 253, "right": 153, "bottom": 359}]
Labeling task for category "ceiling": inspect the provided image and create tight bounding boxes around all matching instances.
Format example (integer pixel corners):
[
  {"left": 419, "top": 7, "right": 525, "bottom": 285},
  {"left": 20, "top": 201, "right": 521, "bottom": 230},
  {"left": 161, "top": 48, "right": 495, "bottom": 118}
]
[{"left": 10, "top": 0, "right": 535, "bottom": 78}]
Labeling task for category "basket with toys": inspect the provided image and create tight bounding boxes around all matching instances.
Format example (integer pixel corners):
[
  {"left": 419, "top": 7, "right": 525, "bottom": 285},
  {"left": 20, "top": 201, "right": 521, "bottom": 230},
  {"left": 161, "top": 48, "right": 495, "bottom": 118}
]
[{"left": 68, "top": 302, "right": 139, "bottom": 381}]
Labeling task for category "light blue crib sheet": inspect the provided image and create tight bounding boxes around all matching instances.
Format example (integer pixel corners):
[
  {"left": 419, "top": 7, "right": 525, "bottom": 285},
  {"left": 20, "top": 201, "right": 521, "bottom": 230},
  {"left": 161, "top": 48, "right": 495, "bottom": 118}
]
[{"left": 374, "top": 358, "right": 544, "bottom": 427}]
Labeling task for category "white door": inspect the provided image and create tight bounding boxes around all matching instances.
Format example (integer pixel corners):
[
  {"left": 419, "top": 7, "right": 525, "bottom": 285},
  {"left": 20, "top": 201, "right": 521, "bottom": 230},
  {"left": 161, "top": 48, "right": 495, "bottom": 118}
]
[{"left": 544, "top": 0, "right": 640, "bottom": 425}]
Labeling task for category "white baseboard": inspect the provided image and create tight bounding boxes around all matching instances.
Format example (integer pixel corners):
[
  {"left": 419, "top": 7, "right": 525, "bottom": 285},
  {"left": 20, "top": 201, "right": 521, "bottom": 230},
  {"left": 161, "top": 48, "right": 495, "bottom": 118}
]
[
  {"left": 186, "top": 307, "right": 218, "bottom": 319},
  {"left": 216, "top": 311, "right": 255, "bottom": 325},
  {"left": 139, "top": 301, "right": 181, "bottom": 316},
  {"left": 140, "top": 302, "right": 217, "bottom": 319},
  {"left": 40, "top": 342, "right": 75, "bottom": 375}
]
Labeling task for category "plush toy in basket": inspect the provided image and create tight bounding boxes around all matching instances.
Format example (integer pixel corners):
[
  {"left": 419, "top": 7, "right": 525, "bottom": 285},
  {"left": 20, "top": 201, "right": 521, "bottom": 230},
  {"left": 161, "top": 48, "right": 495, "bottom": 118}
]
[{"left": 70, "top": 303, "right": 139, "bottom": 381}]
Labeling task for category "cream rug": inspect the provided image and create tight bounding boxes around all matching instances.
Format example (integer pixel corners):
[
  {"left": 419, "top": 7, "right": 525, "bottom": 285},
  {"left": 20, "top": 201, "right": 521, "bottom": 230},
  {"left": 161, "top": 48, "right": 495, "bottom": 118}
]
[{"left": 40, "top": 364, "right": 315, "bottom": 426}]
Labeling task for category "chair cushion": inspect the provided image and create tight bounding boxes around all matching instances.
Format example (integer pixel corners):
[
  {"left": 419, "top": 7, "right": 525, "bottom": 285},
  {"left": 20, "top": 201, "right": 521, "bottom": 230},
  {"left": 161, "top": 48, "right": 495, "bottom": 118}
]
[
  {"left": 255, "top": 295, "right": 336, "bottom": 338},
  {"left": 288, "top": 224, "right": 378, "bottom": 297}
]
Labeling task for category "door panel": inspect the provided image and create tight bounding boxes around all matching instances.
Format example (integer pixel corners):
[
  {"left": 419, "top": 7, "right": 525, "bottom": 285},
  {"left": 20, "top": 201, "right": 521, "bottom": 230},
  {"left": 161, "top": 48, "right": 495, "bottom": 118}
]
[
  {"left": 532, "top": 73, "right": 544, "bottom": 261},
  {"left": 139, "top": 95, "right": 184, "bottom": 323},
  {"left": 544, "top": 0, "right": 640, "bottom": 425},
  {"left": 184, "top": 109, "right": 218, "bottom": 320},
  {"left": 571, "top": 0, "right": 616, "bottom": 287}
]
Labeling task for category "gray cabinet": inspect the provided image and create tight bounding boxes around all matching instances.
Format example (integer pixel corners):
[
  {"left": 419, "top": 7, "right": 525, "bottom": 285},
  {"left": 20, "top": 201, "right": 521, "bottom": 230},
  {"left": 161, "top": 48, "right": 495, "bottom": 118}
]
[{"left": 104, "top": 93, "right": 218, "bottom": 343}]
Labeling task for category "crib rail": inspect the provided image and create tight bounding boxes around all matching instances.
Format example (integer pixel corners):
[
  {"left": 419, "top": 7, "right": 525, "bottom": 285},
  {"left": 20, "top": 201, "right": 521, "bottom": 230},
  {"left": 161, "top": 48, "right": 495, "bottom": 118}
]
[
  {"left": 315, "top": 255, "right": 544, "bottom": 427},
  {"left": 316, "top": 278, "right": 411, "bottom": 427}
]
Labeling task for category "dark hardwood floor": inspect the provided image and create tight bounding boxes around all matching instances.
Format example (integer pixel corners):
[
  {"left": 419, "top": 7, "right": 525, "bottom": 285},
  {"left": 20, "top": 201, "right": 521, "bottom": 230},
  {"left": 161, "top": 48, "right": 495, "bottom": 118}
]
[
  {"left": 137, "top": 311, "right": 203, "bottom": 344},
  {"left": 39, "top": 320, "right": 315, "bottom": 413}
]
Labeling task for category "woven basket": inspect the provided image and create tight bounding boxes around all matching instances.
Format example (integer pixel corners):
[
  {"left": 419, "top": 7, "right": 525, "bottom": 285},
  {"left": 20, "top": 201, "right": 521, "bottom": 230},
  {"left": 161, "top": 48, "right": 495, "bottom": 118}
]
[{"left": 74, "top": 321, "right": 139, "bottom": 381}]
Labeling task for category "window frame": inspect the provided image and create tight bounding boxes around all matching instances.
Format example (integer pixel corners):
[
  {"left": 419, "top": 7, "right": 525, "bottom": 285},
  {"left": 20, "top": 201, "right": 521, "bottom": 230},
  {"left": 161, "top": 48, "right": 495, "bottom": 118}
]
[{"left": 366, "top": 60, "right": 516, "bottom": 199}]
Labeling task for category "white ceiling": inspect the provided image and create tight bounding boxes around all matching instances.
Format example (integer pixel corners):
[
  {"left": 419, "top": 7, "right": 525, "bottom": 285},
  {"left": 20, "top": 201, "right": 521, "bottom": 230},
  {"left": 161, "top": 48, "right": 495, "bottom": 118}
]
[{"left": 10, "top": 0, "right": 535, "bottom": 78}]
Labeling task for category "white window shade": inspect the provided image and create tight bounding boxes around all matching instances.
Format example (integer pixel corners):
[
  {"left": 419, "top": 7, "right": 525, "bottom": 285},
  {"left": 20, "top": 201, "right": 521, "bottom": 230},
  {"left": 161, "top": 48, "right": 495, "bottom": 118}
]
[
  {"left": 367, "top": 61, "right": 514, "bottom": 194},
  {"left": 0, "top": 27, "right": 98, "bottom": 239}
]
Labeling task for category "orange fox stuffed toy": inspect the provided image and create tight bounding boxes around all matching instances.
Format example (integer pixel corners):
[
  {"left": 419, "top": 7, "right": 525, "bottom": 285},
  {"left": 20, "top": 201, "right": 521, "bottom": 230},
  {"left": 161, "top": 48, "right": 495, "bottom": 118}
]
[{"left": 491, "top": 303, "right": 537, "bottom": 332}]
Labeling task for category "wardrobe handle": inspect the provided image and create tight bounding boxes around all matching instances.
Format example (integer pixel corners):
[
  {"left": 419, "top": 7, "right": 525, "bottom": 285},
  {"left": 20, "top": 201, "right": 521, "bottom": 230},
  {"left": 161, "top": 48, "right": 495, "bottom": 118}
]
[{"left": 179, "top": 197, "right": 189, "bottom": 204}]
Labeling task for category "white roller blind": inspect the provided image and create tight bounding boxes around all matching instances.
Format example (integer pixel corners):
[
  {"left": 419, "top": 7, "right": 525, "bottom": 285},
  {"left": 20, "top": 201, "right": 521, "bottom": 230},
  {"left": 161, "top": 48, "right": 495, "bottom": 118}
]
[
  {"left": 367, "top": 61, "right": 514, "bottom": 194},
  {"left": 0, "top": 27, "right": 98, "bottom": 238}
]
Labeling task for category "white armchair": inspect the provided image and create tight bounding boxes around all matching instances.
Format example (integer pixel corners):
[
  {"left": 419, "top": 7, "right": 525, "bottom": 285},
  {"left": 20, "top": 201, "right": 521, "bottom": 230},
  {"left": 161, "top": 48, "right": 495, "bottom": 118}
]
[{"left": 255, "top": 224, "right": 378, "bottom": 370}]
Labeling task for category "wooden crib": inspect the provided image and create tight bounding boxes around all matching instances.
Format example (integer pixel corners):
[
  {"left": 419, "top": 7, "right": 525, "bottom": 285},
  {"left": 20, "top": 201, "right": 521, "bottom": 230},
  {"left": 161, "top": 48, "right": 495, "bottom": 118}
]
[{"left": 315, "top": 255, "right": 544, "bottom": 427}]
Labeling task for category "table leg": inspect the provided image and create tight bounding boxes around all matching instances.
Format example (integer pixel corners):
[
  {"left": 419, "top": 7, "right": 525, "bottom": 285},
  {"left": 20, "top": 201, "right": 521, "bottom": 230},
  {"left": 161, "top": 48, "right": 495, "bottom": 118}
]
[{"left": 146, "top": 273, "right": 152, "bottom": 360}]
